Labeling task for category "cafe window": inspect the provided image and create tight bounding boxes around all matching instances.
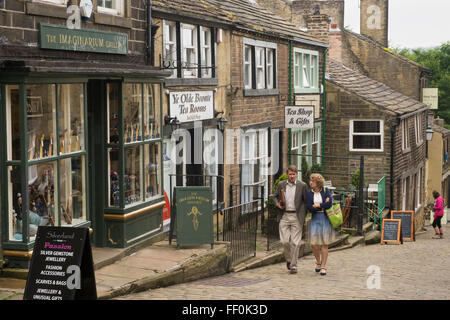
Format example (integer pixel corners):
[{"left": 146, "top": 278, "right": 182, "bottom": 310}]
[
  {"left": 163, "top": 20, "right": 216, "bottom": 79},
  {"left": 4, "top": 83, "right": 87, "bottom": 242},
  {"left": 107, "top": 82, "right": 162, "bottom": 208},
  {"left": 97, "top": 0, "right": 124, "bottom": 16}
]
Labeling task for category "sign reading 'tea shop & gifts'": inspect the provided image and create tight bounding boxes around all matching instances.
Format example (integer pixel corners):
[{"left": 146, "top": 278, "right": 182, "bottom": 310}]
[
  {"left": 285, "top": 106, "right": 314, "bottom": 129},
  {"left": 169, "top": 91, "right": 214, "bottom": 123}
]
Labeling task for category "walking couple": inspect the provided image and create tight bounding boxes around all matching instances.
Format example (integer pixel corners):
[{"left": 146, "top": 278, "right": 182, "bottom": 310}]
[{"left": 274, "top": 165, "right": 335, "bottom": 276}]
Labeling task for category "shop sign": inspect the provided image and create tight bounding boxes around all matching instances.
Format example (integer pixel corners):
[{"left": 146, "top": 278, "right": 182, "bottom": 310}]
[
  {"left": 285, "top": 106, "right": 314, "bottom": 129},
  {"left": 422, "top": 88, "right": 438, "bottom": 110},
  {"left": 23, "top": 226, "right": 97, "bottom": 300},
  {"left": 169, "top": 91, "right": 214, "bottom": 123},
  {"left": 39, "top": 23, "right": 128, "bottom": 55},
  {"left": 170, "top": 186, "right": 214, "bottom": 247}
]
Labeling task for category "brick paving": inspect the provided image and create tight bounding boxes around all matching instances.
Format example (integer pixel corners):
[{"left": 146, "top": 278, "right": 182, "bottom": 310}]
[{"left": 116, "top": 225, "right": 450, "bottom": 300}]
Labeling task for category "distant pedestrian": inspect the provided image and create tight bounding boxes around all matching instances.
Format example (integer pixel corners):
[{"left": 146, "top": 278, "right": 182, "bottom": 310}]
[
  {"left": 274, "top": 165, "right": 307, "bottom": 274},
  {"left": 432, "top": 190, "right": 444, "bottom": 239},
  {"left": 306, "top": 173, "right": 335, "bottom": 276}
]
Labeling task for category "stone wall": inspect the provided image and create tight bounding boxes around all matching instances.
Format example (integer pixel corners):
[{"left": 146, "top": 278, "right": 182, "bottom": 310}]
[{"left": 360, "top": 0, "right": 389, "bottom": 48}]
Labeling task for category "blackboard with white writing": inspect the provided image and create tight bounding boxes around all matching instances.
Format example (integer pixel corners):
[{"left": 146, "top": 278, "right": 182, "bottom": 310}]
[
  {"left": 381, "top": 219, "right": 402, "bottom": 245},
  {"left": 391, "top": 211, "right": 414, "bottom": 241},
  {"left": 23, "top": 226, "right": 97, "bottom": 300}
]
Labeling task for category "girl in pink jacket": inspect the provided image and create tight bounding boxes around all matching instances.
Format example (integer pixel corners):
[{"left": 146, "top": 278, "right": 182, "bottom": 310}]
[{"left": 432, "top": 191, "right": 444, "bottom": 239}]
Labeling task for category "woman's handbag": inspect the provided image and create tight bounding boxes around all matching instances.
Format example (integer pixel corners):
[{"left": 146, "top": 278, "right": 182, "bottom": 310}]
[{"left": 326, "top": 203, "right": 343, "bottom": 228}]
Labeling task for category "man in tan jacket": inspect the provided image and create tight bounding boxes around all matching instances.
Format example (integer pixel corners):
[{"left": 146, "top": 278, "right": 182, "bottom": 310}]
[{"left": 274, "top": 165, "right": 307, "bottom": 274}]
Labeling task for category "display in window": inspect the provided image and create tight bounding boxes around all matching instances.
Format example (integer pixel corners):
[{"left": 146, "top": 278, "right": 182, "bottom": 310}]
[
  {"left": 108, "top": 83, "right": 120, "bottom": 144},
  {"left": 124, "top": 146, "right": 142, "bottom": 206},
  {"left": 109, "top": 148, "right": 120, "bottom": 207},
  {"left": 144, "top": 84, "right": 160, "bottom": 140},
  {"left": 145, "top": 143, "right": 161, "bottom": 198},
  {"left": 60, "top": 157, "right": 86, "bottom": 226},
  {"left": 124, "top": 84, "right": 142, "bottom": 144},
  {"left": 58, "top": 84, "right": 84, "bottom": 154},
  {"left": 6, "top": 86, "right": 21, "bottom": 160},
  {"left": 26, "top": 85, "right": 56, "bottom": 160}
]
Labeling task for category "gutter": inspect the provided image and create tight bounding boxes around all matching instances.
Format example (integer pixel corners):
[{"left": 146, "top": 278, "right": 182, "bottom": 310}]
[
  {"left": 288, "top": 40, "right": 293, "bottom": 166},
  {"left": 147, "top": 0, "right": 152, "bottom": 65},
  {"left": 322, "top": 48, "right": 328, "bottom": 173},
  {"left": 389, "top": 118, "right": 401, "bottom": 211}
]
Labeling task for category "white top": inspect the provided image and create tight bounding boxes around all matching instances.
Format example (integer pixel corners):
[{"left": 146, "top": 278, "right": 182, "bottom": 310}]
[
  {"left": 313, "top": 192, "right": 323, "bottom": 205},
  {"left": 285, "top": 181, "right": 297, "bottom": 211}
]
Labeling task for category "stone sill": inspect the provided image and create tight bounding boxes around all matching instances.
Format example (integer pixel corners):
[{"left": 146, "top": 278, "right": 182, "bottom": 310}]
[
  {"left": 244, "top": 88, "right": 279, "bottom": 97},
  {"left": 94, "top": 12, "right": 132, "bottom": 29},
  {"left": 26, "top": 2, "right": 67, "bottom": 19},
  {"left": 164, "top": 78, "right": 218, "bottom": 87}
]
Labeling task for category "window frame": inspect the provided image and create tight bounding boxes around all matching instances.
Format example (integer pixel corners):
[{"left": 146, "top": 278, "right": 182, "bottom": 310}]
[
  {"left": 414, "top": 114, "right": 424, "bottom": 146},
  {"left": 293, "top": 48, "right": 319, "bottom": 94},
  {"left": 97, "top": 0, "right": 125, "bottom": 16},
  {"left": 163, "top": 20, "right": 178, "bottom": 78},
  {"left": 243, "top": 38, "right": 277, "bottom": 94},
  {"left": 349, "top": 120, "right": 384, "bottom": 152},
  {"left": 402, "top": 118, "right": 410, "bottom": 151}
]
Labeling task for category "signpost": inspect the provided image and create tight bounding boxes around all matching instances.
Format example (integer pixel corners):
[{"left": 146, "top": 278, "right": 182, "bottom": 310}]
[
  {"left": 391, "top": 210, "right": 415, "bottom": 241},
  {"left": 380, "top": 219, "right": 402, "bottom": 245},
  {"left": 169, "top": 186, "right": 214, "bottom": 248},
  {"left": 23, "top": 226, "right": 97, "bottom": 300}
]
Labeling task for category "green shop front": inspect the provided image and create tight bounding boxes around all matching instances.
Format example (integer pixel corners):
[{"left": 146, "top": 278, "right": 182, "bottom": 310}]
[{"left": 0, "top": 28, "right": 170, "bottom": 269}]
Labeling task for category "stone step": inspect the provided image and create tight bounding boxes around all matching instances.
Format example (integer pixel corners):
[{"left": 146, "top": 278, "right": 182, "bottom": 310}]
[{"left": 365, "top": 230, "right": 381, "bottom": 245}]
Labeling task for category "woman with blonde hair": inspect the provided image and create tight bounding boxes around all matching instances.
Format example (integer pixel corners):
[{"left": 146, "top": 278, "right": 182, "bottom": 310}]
[{"left": 306, "top": 173, "right": 335, "bottom": 276}]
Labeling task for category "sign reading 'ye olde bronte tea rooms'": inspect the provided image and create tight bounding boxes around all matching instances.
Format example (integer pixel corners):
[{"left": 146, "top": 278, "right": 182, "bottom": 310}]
[
  {"left": 169, "top": 91, "right": 214, "bottom": 123},
  {"left": 39, "top": 23, "right": 128, "bottom": 55}
]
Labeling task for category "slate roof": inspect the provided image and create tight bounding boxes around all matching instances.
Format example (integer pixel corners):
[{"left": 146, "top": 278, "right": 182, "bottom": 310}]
[
  {"left": 327, "top": 59, "right": 428, "bottom": 116},
  {"left": 152, "top": 0, "right": 327, "bottom": 46},
  {"left": 432, "top": 124, "right": 450, "bottom": 137}
]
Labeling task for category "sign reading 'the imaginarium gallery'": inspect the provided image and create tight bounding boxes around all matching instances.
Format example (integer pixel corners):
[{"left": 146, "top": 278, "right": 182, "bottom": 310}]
[{"left": 39, "top": 23, "right": 128, "bottom": 55}]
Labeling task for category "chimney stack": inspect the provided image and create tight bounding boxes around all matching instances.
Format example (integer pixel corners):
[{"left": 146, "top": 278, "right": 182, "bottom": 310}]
[{"left": 360, "top": 0, "right": 389, "bottom": 48}]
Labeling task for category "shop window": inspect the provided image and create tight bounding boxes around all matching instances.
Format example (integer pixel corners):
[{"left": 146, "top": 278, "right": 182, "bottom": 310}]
[
  {"left": 350, "top": 120, "right": 383, "bottom": 152},
  {"left": 5, "top": 83, "right": 87, "bottom": 243},
  {"left": 97, "top": 0, "right": 124, "bottom": 16},
  {"left": 107, "top": 83, "right": 162, "bottom": 209},
  {"left": 204, "top": 128, "right": 219, "bottom": 204},
  {"left": 294, "top": 48, "right": 319, "bottom": 94}
]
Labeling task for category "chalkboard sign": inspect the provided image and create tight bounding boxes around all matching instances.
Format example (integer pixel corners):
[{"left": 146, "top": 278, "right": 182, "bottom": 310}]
[
  {"left": 381, "top": 219, "right": 402, "bottom": 245},
  {"left": 23, "top": 226, "right": 97, "bottom": 300},
  {"left": 391, "top": 211, "right": 415, "bottom": 242},
  {"left": 170, "top": 186, "right": 214, "bottom": 249}
]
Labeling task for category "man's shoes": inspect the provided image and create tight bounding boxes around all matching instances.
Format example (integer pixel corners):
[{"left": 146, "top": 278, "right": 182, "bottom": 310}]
[
  {"left": 289, "top": 267, "right": 297, "bottom": 274},
  {"left": 286, "top": 262, "right": 291, "bottom": 270}
]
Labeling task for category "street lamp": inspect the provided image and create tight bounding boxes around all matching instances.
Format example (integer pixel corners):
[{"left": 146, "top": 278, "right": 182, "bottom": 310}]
[
  {"left": 217, "top": 116, "right": 228, "bottom": 132},
  {"left": 164, "top": 115, "right": 180, "bottom": 131}
]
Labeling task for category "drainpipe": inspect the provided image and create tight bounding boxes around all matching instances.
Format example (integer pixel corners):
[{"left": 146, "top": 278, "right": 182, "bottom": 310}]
[
  {"left": 288, "top": 40, "right": 293, "bottom": 166},
  {"left": 146, "top": 0, "right": 152, "bottom": 65},
  {"left": 390, "top": 118, "right": 401, "bottom": 210},
  {"left": 321, "top": 48, "right": 328, "bottom": 174}
]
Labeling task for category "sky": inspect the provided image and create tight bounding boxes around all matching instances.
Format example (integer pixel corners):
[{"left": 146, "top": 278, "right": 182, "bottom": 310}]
[{"left": 344, "top": 0, "right": 450, "bottom": 49}]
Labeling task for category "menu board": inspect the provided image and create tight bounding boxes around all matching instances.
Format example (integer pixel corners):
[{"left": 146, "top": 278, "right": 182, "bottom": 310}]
[
  {"left": 381, "top": 219, "right": 402, "bottom": 245},
  {"left": 391, "top": 211, "right": 415, "bottom": 241},
  {"left": 23, "top": 226, "right": 97, "bottom": 300}
]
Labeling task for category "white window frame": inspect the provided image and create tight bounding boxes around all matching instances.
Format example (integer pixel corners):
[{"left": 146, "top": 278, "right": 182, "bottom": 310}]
[
  {"left": 200, "top": 27, "right": 212, "bottom": 78},
  {"left": 180, "top": 23, "right": 198, "bottom": 78},
  {"left": 163, "top": 20, "right": 177, "bottom": 78},
  {"left": 244, "top": 45, "right": 253, "bottom": 89},
  {"left": 401, "top": 178, "right": 407, "bottom": 211},
  {"left": 312, "top": 126, "right": 320, "bottom": 164},
  {"left": 97, "top": 0, "right": 125, "bottom": 16},
  {"left": 402, "top": 119, "right": 410, "bottom": 151},
  {"left": 255, "top": 47, "right": 266, "bottom": 89},
  {"left": 414, "top": 114, "right": 424, "bottom": 145},
  {"left": 349, "top": 120, "right": 384, "bottom": 152},
  {"left": 293, "top": 48, "right": 319, "bottom": 93},
  {"left": 203, "top": 129, "right": 219, "bottom": 205},
  {"left": 243, "top": 38, "right": 277, "bottom": 91},
  {"left": 266, "top": 49, "right": 274, "bottom": 89}
]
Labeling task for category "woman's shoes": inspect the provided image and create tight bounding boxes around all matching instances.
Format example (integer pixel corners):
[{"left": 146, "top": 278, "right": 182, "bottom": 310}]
[
  {"left": 320, "top": 268, "right": 327, "bottom": 276},
  {"left": 315, "top": 262, "right": 321, "bottom": 273}
]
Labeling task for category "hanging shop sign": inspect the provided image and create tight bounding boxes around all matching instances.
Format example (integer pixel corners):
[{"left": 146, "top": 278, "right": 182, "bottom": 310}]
[
  {"left": 169, "top": 91, "right": 214, "bottom": 123},
  {"left": 285, "top": 106, "right": 314, "bottom": 129},
  {"left": 23, "top": 226, "right": 97, "bottom": 300},
  {"left": 422, "top": 88, "right": 438, "bottom": 110},
  {"left": 39, "top": 23, "right": 128, "bottom": 55}
]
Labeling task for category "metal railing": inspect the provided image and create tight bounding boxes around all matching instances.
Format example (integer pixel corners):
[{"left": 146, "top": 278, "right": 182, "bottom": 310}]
[
  {"left": 266, "top": 195, "right": 281, "bottom": 251},
  {"left": 222, "top": 200, "right": 259, "bottom": 265}
]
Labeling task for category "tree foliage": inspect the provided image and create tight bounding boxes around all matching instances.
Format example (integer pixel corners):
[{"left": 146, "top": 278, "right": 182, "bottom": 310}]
[{"left": 392, "top": 42, "right": 450, "bottom": 124}]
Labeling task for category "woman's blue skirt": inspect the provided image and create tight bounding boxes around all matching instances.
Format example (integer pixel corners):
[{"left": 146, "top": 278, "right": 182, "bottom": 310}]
[{"left": 308, "top": 211, "right": 336, "bottom": 245}]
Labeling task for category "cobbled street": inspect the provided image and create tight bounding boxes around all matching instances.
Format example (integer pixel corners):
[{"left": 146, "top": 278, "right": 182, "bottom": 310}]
[{"left": 117, "top": 225, "right": 450, "bottom": 300}]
